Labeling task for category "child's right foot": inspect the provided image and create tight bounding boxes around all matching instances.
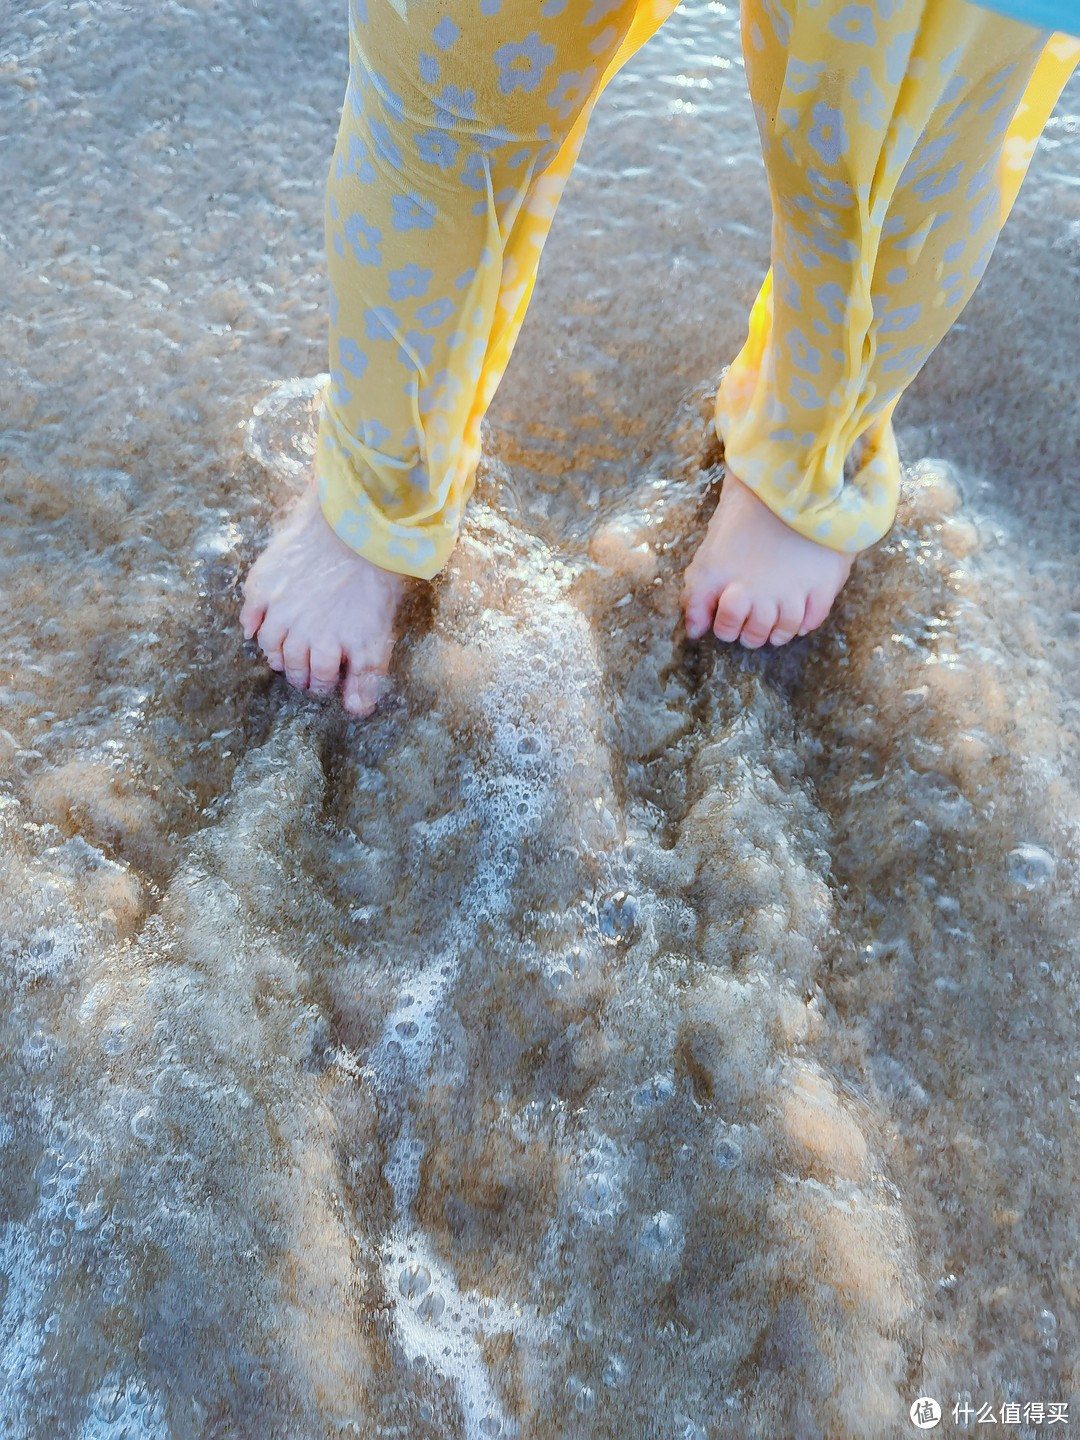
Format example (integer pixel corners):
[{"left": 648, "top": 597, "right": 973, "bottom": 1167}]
[{"left": 240, "top": 480, "right": 407, "bottom": 716}]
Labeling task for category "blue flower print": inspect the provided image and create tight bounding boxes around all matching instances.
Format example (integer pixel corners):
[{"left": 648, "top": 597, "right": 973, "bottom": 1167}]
[
  {"left": 877, "top": 301, "right": 921, "bottom": 335},
  {"left": 940, "top": 273, "right": 964, "bottom": 306},
  {"left": 943, "top": 239, "right": 966, "bottom": 264},
  {"left": 460, "top": 152, "right": 489, "bottom": 193},
  {"left": 547, "top": 67, "right": 597, "bottom": 121},
  {"left": 880, "top": 343, "right": 926, "bottom": 375},
  {"left": 785, "top": 58, "right": 826, "bottom": 95},
  {"left": 419, "top": 53, "right": 439, "bottom": 85},
  {"left": 912, "top": 164, "right": 962, "bottom": 203},
  {"left": 901, "top": 134, "right": 956, "bottom": 185},
  {"left": 346, "top": 58, "right": 367, "bottom": 117},
  {"left": 338, "top": 337, "right": 368, "bottom": 378},
  {"left": 417, "top": 298, "right": 455, "bottom": 329},
  {"left": 401, "top": 426, "right": 425, "bottom": 455},
  {"left": 806, "top": 168, "right": 854, "bottom": 208},
  {"left": 369, "top": 118, "right": 403, "bottom": 171},
  {"left": 364, "top": 306, "right": 401, "bottom": 343},
  {"left": 936, "top": 72, "right": 967, "bottom": 114},
  {"left": 585, "top": 0, "right": 622, "bottom": 21},
  {"left": 788, "top": 328, "right": 822, "bottom": 375},
  {"left": 432, "top": 16, "right": 459, "bottom": 50},
  {"left": 762, "top": 0, "right": 791, "bottom": 44},
  {"left": 328, "top": 281, "right": 340, "bottom": 327},
  {"left": 480, "top": 0, "right": 501, "bottom": 13},
  {"left": 851, "top": 66, "right": 885, "bottom": 127},
  {"left": 783, "top": 223, "right": 823, "bottom": 272},
  {"left": 812, "top": 228, "right": 859, "bottom": 263},
  {"left": 392, "top": 192, "right": 437, "bottom": 232},
  {"left": 388, "top": 263, "right": 433, "bottom": 302},
  {"left": 965, "top": 155, "right": 995, "bottom": 199},
  {"left": 790, "top": 377, "right": 825, "bottom": 410},
  {"left": 885, "top": 27, "right": 916, "bottom": 85},
  {"left": 358, "top": 418, "right": 392, "bottom": 449},
  {"left": 415, "top": 129, "right": 460, "bottom": 169},
  {"left": 420, "top": 369, "right": 464, "bottom": 414},
  {"left": 533, "top": 140, "right": 559, "bottom": 171},
  {"left": 369, "top": 70, "right": 405, "bottom": 122},
  {"left": 387, "top": 535, "right": 436, "bottom": 567},
  {"left": 968, "top": 185, "right": 999, "bottom": 234},
  {"left": 433, "top": 84, "right": 476, "bottom": 127},
  {"left": 978, "top": 63, "right": 1016, "bottom": 117},
  {"left": 807, "top": 102, "right": 849, "bottom": 167},
  {"left": 329, "top": 370, "right": 353, "bottom": 408},
  {"left": 542, "top": 0, "right": 566, "bottom": 13},
  {"left": 493, "top": 33, "right": 556, "bottom": 97},
  {"left": 398, "top": 330, "right": 437, "bottom": 368},
  {"left": 345, "top": 213, "right": 382, "bottom": 267},
  {"left": 970, "top": 237, "right": 995, "bottom": 282},
  {"left": 826, "top": 5, "right": 876, "bottom": 45},
  {"left": 348, "top": 134, "right": 375, "bottom": 183},
  {"left": 477, "top": 123, "right": 514, "bottom": 155},
  {"left": 777, "top": 267, "right": 802, "bottom": 310},
  {"left": 339, "top": 511, "right": 373, "bottom": 550}
]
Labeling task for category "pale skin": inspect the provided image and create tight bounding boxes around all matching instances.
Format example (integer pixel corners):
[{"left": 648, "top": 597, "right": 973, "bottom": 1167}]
[
  {"left": 240, "top": 469, "right": 854, "bottom": 713},
  {"left": 240, "top": 481, "right": 405, "bottom": 717}
]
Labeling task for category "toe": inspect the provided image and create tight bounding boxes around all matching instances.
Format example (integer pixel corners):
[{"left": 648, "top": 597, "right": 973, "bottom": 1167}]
[
  {"left": 309, "top": 643, "right": 344, "bottom": 696},
  {"left": 739, "top": 601, "right": 779, "bottom": 650},
  {"left": 683, "top": 575, "right": 723, "bottom": 641},
  {"left": 240, "top": 593, "right": 266, "bottom": 641},
  {"left": 798, "top": 590, "right": 834, "bottom": 636},
  {"left": 257, "top": 615, "right": 288, "bottom": 672},
  {"left": 342, "top": 662, "right": 382, "bottom": 717},
  {"left": 712, "top": 584, "right": 753, "bottom": 644},
  {"left": 768, "top": 596, "right": 805, "bottom": 647},
  {"left": 281, "top": 634, "right": 310, "bottom": 690}
]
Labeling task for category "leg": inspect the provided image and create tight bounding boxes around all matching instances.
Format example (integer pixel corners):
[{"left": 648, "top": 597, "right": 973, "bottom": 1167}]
[
  {"left": 684, "top": 0, "right": 1080, "bottom": 649},
  {"left": 242, "top": 0, "right": 678, "bottom": 712}
]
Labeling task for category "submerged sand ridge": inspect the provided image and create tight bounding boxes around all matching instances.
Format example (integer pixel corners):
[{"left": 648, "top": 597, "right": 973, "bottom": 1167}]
[
  {"left": 3, "top": 375, "right": 1080, "bottom": 1437},
  {"left": 3, "top": 0, "right": 1080, "bottom": 1433}
]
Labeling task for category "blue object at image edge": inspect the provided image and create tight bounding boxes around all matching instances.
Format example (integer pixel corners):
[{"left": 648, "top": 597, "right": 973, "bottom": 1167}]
[{"left": 974, "top": 0, "right": 1078, "bottom": 35}]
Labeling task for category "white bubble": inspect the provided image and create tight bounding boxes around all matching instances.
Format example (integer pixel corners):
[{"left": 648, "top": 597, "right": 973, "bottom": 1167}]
[
  {"left": 1007, "top": 843, "right": 1057, "bottom": 890},
  {"left": 641, "top": 1210, "right": 684, "bottom": 1256},
  {"left": 399, "top": 1263, "right": 431, "bottom": 1299}
]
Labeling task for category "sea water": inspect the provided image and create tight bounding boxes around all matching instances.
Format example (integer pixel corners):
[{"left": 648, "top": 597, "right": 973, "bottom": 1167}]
[{"left": 2, "top": 1, "right": 1080, "bottom": 1436}]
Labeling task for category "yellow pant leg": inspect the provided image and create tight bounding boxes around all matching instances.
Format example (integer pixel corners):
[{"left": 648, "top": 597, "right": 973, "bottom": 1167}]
[
  {"left": 318, "top": 0, "right": 679, "bottom": 579},
  {"left": 716, "top": 0, "right": 1080, "bottom": 555}
]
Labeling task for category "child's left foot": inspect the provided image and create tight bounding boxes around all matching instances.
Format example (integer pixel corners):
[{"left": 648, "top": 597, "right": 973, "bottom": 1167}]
[{"left": 681, "top": 472, "right": 854, "bottom": 648}]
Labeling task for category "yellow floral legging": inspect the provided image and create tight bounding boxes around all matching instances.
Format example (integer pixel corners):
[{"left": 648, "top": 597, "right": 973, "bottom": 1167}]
[{"left": 316, "top": 0, "right": 1079, "bottom": 577}]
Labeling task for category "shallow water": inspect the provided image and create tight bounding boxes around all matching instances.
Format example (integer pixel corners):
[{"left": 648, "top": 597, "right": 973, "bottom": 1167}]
[{"left": 2, "top": 2, "right": 1080, "bottom": 1437}]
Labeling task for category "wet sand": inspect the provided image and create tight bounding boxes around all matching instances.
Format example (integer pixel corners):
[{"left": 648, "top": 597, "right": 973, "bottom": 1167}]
[{"left": 2, "top": 2, "right": 1080, "bottom": 1436}]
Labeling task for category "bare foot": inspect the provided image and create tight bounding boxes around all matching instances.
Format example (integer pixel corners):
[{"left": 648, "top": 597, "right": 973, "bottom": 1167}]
[
  {"left": 681, "top": 472, "right": 854, "bottom": 648},
  {"left": 240, "top": 480, "right": 407, "bottom": 716}
]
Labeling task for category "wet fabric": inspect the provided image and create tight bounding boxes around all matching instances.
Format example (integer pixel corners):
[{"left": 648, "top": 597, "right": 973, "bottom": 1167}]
[
  {"left": 715, "top": 5, "right": 1080, "bottom": 551},
  {"left": 317, "top": 0, "right": 1078, "bottom": 575}
]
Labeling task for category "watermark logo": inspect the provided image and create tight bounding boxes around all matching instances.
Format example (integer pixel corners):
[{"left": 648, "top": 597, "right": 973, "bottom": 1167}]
[{"left": 911, "top": 1398, "right": 942, "bottom": 1429}]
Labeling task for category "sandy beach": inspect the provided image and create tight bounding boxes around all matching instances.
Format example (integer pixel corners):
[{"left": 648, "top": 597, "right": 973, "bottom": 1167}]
[{"left": 2, "top": 1, "right": 1080, "bottom": 1435}]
